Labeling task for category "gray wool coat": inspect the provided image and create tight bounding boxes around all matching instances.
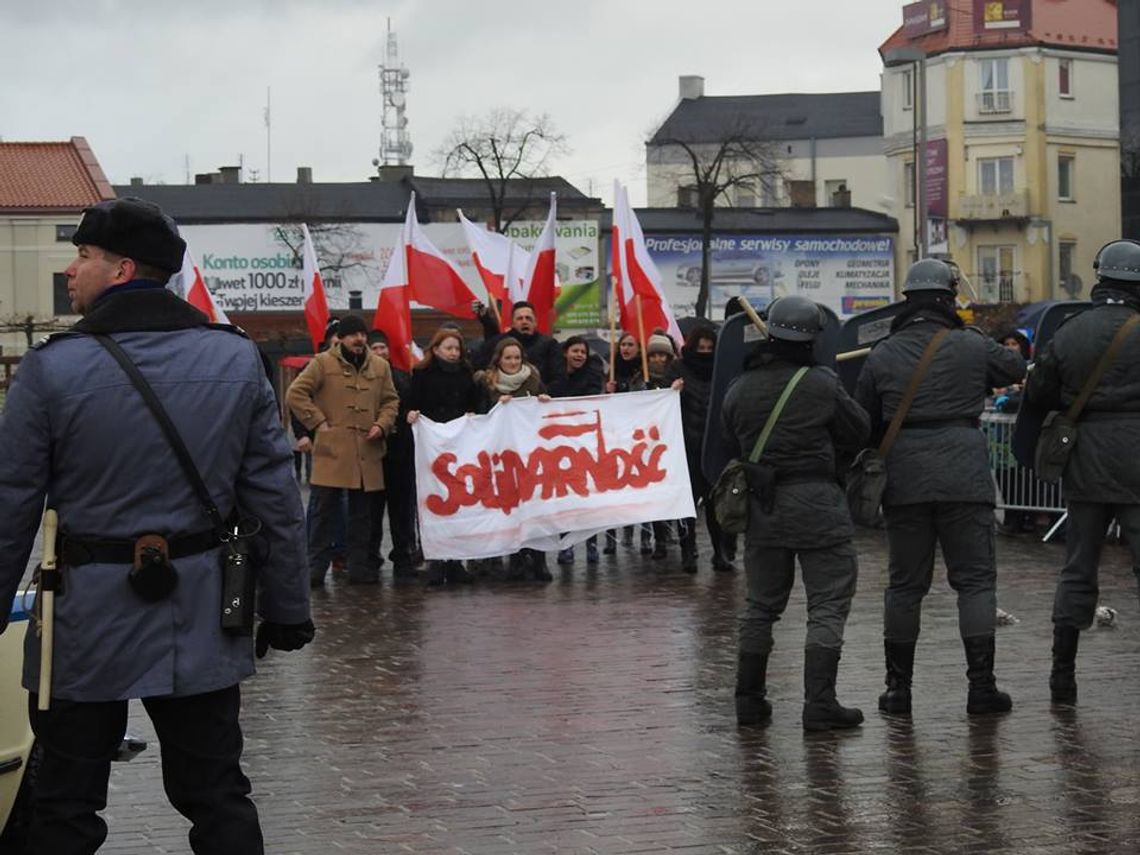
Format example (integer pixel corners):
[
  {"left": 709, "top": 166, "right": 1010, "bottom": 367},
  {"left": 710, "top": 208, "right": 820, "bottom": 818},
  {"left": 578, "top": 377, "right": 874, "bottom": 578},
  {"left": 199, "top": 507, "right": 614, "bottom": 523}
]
[{"left": 0, "top": 288, "right": 310, "bottom": 702}]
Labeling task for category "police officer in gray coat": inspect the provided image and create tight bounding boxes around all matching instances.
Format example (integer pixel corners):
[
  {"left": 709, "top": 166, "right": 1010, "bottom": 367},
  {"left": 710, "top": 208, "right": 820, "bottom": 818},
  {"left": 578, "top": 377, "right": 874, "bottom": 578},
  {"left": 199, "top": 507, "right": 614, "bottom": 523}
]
[
  {"left": 0, "top": 198, "right": 313, "bottom": 854},
  {"left": 1025, "top": 239, "right": 1140, "bottom": 704},
  {"left": 722, "top": 296, "right": 870, "bottom": 731},
  {"left": 855, "top": 259, "right": 1024, "bottom": 717}
]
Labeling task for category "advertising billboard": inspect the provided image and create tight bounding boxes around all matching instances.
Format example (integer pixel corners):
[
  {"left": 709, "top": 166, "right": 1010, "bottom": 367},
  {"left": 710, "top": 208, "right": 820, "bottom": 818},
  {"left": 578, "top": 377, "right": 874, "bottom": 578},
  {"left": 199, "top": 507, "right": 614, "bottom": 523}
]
[
  {"left": 974, "top": 0, "right": 1031, "bottom": 33},
  {"left": 903, "top": 1, "right": 948, "bottom": 37},
  {"left": 639, "top": 234, "right": 895, "bottom": 320}
]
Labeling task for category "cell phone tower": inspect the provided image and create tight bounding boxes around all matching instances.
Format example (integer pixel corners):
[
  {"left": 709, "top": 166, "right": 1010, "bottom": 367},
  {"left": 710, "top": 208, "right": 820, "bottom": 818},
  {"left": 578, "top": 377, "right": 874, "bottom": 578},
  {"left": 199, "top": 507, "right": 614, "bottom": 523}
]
[{"left": 376, "top": 19, "right": 412, "bottom": 168}]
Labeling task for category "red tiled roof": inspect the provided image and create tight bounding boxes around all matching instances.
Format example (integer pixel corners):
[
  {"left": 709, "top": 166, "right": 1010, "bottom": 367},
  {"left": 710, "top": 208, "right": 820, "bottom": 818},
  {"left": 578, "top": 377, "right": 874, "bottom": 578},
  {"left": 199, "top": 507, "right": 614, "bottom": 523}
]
[
  {"left": 880, "top": 0, "right": 1117, "bottom": 60},
  {"left": 0, "top": 136, "right": 115, "bottom": 212}
]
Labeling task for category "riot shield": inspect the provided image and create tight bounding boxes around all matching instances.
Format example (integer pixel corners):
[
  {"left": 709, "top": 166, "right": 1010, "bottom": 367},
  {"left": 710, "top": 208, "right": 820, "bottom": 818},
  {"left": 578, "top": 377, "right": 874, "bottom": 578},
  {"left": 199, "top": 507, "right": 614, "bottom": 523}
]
[
  {"left": 701, "top": 305, "right": 840, "bottom": 482},
  {"left": 834, "top": 300, "right": 908, "bottom": 395},
  {"left": 1011, "top": 300, "right": 1092, "bottom": 467}
]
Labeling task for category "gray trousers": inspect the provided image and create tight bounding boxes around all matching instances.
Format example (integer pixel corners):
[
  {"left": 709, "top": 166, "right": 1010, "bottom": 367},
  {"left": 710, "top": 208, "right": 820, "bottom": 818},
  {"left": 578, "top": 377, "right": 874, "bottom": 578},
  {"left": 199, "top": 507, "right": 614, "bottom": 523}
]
[
  {"left": 739, "top": 541, "right": 858, "bottom": 655},
  {"left": 1054, "top": 501, "right": 1140, "bottom": 628},
  {"left": 883, "top": 502, "right": 996, "bottom": 642}
]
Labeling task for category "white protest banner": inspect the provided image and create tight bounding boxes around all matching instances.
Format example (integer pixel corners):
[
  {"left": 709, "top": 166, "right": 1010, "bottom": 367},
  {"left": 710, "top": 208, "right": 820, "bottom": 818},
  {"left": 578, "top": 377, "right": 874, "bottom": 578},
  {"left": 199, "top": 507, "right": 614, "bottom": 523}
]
[{"left": 411, "top": 390, "right": 695, "bottom": 560}]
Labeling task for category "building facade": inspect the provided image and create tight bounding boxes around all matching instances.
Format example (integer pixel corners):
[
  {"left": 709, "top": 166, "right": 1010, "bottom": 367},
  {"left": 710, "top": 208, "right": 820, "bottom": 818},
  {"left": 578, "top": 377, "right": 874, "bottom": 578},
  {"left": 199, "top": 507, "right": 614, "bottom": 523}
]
[
  {"left": 880, "top": 0, "right": 1120, "bottom": 303},
  {"left": 1121, "top": 0, "right": 1140, "bottom": 240},
  {"left": 646, "top": 77, "right": 888, "bottom": 213},
  {"left": 0, "top": 137, "right": 115, "bottom": 354}
]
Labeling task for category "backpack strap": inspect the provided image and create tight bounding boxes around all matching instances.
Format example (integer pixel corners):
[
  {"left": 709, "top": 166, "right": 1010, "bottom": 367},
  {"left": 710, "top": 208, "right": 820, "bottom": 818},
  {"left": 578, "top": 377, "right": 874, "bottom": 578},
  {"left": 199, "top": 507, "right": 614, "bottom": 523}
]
[{"left": 748, "top": 366, "right": 809, "bottom": 463}]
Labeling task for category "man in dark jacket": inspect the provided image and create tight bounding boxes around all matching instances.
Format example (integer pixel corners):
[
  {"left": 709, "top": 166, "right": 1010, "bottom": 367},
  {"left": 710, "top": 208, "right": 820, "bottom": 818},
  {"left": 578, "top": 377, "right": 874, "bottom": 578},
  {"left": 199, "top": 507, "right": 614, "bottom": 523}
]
[
  {"left": 1025, "top": 239, "right": 1140, "bottom": 704},
  {"left": 369, "top": 330, "right": 419, "bottom": 577},
  {"left": 0, "top": 198, "right": 312, "bottom": 854},
  {"left": 855, "top": 259, "right": 1024, "bottom": 717},
  {"left": 475, "top": 300, "right": 565, "bottom": 385},
  {"left": 722, "top": 295, "right": 870, "bottom": 732}
]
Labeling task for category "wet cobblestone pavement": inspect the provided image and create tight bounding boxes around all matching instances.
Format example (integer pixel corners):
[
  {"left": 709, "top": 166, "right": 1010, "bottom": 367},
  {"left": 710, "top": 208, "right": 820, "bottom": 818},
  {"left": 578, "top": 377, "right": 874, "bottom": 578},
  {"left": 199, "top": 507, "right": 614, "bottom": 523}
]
[{"left": 97, "top": 524, "right": 1140, "bottom": 854}]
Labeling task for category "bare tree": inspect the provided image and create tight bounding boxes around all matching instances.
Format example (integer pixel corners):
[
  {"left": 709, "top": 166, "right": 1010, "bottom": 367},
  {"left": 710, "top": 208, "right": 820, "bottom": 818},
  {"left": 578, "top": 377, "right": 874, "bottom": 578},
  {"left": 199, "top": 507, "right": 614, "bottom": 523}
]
[
  {"left": 435, "top": 108, "right": 570, "bottom": 231},
  {"left": 273, "top": 221, "right": 375, "bottom": 300},
  {"left": 650, "top": 119, "right": 783, "bottom": 318}
]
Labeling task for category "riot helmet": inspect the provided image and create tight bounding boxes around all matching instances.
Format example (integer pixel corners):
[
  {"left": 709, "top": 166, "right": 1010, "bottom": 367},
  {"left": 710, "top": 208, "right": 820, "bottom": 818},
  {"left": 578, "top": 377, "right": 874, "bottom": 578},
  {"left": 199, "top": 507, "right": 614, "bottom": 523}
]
[
  {"left": 766, "top": 295, "right": 824, "bottom": 342},
  {"left": 1093, "top": 240, "right": 1140, "bottom": 284},
  {"left": 902, "top": 258, "right": 958, "bottom": 296}
]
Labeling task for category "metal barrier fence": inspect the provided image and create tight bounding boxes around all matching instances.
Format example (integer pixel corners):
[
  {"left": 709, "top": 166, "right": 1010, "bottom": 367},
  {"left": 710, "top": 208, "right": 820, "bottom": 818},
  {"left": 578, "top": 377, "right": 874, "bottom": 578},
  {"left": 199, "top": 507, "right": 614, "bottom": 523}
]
[{"left": 981, "top": 411, "right": 1066, "bottom": 514}]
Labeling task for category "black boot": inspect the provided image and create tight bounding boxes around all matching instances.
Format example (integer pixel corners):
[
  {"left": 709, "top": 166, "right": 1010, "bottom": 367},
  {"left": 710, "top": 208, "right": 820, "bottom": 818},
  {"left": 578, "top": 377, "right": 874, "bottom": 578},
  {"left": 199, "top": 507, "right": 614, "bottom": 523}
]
[
  {"left": 878, "top": 640, "right": 916, "bottom": 715},
  {"left": 1050, "top": 625, "right": 1080, "bottom": 704},
  {"left": 802, "top": 646, "right": 863, "bottom": 732},
  {"left": 445, "top": 560, "right": 475, "bottom": 584},
  {"left": 735, "top": 651, "right": 772, "bottom": 727},
  {"left": 424, "top": 561, "right": 445, "bottom": 587},
  {"left": 963, "top": 634, "right": 1013, "bottom": 714}
]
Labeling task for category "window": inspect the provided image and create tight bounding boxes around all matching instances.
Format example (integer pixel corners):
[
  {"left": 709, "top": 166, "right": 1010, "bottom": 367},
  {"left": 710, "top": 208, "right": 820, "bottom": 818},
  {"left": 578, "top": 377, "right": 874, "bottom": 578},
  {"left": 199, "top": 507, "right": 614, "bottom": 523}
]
[
  {"left": 1058, "top": 154, "right": 1075, "bottom": 201},
  {"left": 978, "top": 245, "right": 1017, "bottom": 302},
  {"left": 978, "top": 57, "right": 1011, "bottom": 113},
  {"left": 734, "top": 184, "right": 756, "bottom": 207},
  {"left": 904, "top": 161, "right": 916, "bottom": 207},
  {"left": 979, "top": 157, "right": 1015, "bottom": 195},
  {"left": 55, "top": 224, "right": 76, "bottom": 242},
  {"left": 759, "top": 172, "right": 780, "bottom": 207},
  {"left": 825, "top": 179, "right": 850, "bottom": 207},
  {"left": 53, "top": 273, "right": 73, "bottom": 315},
  {"left": 1059, "top": 241, "right": 1081, "bottom": 297},
  {"left": 902, "top": 68, "right": 913, "bottom": 111},
  {"left": 677, "top": 184, "right": 698, "bottom": 207},
  {"left": 1059, "top": 59, "right": 1073, "bottom": 98}
]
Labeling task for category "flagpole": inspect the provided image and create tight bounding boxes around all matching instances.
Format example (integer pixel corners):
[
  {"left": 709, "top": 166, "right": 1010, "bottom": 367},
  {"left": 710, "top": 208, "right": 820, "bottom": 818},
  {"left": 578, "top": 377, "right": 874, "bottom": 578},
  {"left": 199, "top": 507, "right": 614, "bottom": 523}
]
[
  {"left": 608, "top": 276, "right": 618, "bottom": 385},
  {"left": 635, "top": 294, "right": 649, "bottom": 384}
]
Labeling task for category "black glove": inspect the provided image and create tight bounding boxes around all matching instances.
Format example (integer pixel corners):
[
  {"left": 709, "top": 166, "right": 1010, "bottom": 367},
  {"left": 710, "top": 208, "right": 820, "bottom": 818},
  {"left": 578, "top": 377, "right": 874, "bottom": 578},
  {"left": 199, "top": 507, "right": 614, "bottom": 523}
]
[{"left": 255, "top": 619, "right": 315, "bottom": 659}]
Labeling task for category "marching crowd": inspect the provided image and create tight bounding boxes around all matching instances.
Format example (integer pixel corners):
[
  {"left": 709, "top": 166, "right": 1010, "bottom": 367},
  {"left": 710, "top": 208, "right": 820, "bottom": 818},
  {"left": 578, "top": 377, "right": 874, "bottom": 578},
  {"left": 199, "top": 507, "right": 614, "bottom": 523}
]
[{"left": 285, "top": 300, "right": 732, "bottom": 587}]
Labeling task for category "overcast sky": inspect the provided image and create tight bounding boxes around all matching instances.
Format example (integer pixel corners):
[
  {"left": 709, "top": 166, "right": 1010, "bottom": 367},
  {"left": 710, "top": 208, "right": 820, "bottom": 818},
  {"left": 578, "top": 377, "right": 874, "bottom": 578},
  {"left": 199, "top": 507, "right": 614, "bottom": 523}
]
[{"left": 2, "top": 0, "right": 906, "bottom": 207}]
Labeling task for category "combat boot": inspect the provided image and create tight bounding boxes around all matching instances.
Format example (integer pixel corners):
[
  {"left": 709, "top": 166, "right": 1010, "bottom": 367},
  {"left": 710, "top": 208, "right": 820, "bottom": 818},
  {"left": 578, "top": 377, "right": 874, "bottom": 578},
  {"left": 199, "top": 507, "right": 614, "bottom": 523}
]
[
  {"left": 963, "top": 634, "right": 1013, "bottom": 714},
  {"left": 1049, "top": 625, "right": 1080, "bottom": 704},
  {"left": 878, "top": 640, "right": 916, "bottom": 716},
  {"left": 802, "top": 646, "right": 863, "bottom": 732},
  {"left": 735, "top": 651, "right": 772, "bottom": 726}
]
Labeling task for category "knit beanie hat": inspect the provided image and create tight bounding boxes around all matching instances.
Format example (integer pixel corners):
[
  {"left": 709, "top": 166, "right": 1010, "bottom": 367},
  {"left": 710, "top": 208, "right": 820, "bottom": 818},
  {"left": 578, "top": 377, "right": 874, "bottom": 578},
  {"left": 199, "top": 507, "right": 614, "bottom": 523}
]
[
  {"left": 647, "top": 333, "right": 674, "bottom": 356},
  {"left": 336, "top": 315, "right": 369, "bottom": 338}
]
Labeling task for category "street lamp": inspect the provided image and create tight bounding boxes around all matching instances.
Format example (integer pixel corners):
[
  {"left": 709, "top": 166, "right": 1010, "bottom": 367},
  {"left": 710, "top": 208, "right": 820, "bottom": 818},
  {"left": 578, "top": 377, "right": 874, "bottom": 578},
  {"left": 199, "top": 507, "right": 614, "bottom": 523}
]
[{"left": 884, "top": 47, "right": 928, "bottom": 259}]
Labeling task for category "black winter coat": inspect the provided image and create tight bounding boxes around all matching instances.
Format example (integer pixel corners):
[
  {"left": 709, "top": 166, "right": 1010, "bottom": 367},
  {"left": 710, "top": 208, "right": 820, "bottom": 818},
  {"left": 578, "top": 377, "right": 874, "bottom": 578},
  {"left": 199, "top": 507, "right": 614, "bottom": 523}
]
[
  {"left": 722, "top": 354, "right": 870, "bottom": 548},
  {"left": 666, "top": 350, "right": 714, "bottom": 456},
  {"left": 854, "top": 313, "right": 1025, "bottom": 506},
  {"left": 548, "top": 353, "right": 606, "bottom": 398},
  {"left": 405, "top": 359, "right": 482, "bottom": 424},
  {"left": 1025, "top": 300, "right": 1140, "bottom": 502}
]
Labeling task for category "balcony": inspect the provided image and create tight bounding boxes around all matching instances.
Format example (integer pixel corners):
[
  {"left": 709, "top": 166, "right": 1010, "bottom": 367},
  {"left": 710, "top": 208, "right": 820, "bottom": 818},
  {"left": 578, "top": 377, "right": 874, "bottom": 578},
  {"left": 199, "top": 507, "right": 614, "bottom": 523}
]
[
  {"left": 957, "top": 189, "right": 1030, "bottom": 222},
  {"left": 977, "top": 90, "right": 1013, "bottom": 114}
]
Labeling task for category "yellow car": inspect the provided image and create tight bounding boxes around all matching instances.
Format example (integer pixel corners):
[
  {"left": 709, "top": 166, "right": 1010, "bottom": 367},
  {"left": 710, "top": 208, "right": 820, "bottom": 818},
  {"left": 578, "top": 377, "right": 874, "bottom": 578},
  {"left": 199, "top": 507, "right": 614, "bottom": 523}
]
[{"left": 0, "top": 592, "right": 34, "bottom": 849}]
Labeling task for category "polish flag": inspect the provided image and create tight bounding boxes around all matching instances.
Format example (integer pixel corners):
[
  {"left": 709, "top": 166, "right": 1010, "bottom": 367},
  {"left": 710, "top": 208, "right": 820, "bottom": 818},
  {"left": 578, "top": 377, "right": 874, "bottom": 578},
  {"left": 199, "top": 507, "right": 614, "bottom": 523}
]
[
  {"left": 301, "top": 224, "right": 331, "bottom": 352},
  {"left": 458, "top": 209, "right": 529, "bottom": 331},
  {"left": 179, "top": 248, "right": 229, "bottom": 324},
  {"left": 520, "top": 192, "right": 558, "bottom": 334},
  {"left": 373, "top": 233, "right": 417, "bottom": 373},
  {"left": 401, "top": 194, "right": 478, "bottom": 319},
  {"left": 613, "top": 182, "right": 683, "bottom": 346}
]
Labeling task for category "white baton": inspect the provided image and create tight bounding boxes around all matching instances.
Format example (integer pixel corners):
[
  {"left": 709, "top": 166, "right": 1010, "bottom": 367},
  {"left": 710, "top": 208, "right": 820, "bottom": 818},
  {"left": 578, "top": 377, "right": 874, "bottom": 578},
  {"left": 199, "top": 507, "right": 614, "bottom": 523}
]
[{"left": 37, "top": 509, "right": 59, "bottom": 711}]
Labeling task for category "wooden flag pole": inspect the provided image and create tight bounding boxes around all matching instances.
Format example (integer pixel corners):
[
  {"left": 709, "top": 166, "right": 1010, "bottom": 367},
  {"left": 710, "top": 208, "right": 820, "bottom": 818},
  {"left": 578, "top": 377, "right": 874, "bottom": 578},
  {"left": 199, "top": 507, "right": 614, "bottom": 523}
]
[
  {"left": 608, "top": 276, "right": 618, "bottom": 384},
  {"left": 635, "top": 294, "right": 649, "bottom": 384}
]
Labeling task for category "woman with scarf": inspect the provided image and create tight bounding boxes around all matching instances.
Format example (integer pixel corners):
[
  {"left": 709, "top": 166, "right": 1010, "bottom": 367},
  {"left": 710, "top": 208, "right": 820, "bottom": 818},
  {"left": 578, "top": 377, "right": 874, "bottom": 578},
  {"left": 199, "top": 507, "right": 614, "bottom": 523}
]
[
  {"left": 406, "top": 327, "right": 485, "bottom": 586},
  {"left": 604, "top": 332, "right": 646, "bottom": 552},
  {"left": 474, "top": 337, "right": 553, "bottom": 581},
  {"left": 548, "top": 336, "right": 608, "bottom": 566},
  {"left": 666, "top": 324, "right": 735, "bottom": 574},
  {"left": 637, "top": 331, "right": 684, "bottom": 562}
]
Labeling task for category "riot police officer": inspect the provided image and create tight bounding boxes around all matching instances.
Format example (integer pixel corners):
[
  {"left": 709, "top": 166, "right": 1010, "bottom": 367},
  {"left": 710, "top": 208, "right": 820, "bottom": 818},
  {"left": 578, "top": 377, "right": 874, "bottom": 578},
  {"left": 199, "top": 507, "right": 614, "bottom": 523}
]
[
  {"left": 722, "top": 295, "right": 870, "bottom": 731},
  {"left": 0, "top": 198, "right": 312, "bottom": 853},
  {"left": 1025, "top": 239, "right": 1140, "bottom": 704},
  {"left": 855, "top": 258, "right": 1024, "bottom": 717}
]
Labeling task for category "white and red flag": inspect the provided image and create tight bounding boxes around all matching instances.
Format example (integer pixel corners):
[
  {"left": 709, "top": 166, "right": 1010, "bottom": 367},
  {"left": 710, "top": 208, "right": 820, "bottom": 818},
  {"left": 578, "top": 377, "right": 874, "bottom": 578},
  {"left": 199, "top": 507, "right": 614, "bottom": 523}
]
[
  {"left": 613, "top": 182, "right": 683, "bottom": 346},
  {"left": 179, "top": 248, "right": 229, "bottom": 324},
  {"left": 396, "top": 193, "right": 478, "bottom": 319},
  {"left": 458, "top": 210, "right": 530, "bottom": 331},
  {"left": 520, "top": 192, "right": 558, "bottom": 334},
  {"left": 373, "top": 206, "right": 419, "bottom": 373},
  {"left": 300, "top": 224, "right": 331, "bottom": 352}
]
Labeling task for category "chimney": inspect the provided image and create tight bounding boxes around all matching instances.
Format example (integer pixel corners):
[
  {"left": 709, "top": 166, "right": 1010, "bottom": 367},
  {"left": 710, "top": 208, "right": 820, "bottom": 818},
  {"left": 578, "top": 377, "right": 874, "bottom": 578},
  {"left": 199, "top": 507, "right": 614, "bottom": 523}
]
[
  {"left": 679, "top": 75, "right": 705, "bottom": 100},
  {"left": 378, "top": 164, "right": 414, "bottom": 183},
  {"left": 218, "top": 165, "right": 242, "bottom": 184},
  {"left": 194, "top": 173, "right": 218, "bottom": 185},
  {"left": 297, "top": 166, "right": 313, "bottom": 184},
  {"left": 129, "top": 177, "right": 144, "bottom": 186}
]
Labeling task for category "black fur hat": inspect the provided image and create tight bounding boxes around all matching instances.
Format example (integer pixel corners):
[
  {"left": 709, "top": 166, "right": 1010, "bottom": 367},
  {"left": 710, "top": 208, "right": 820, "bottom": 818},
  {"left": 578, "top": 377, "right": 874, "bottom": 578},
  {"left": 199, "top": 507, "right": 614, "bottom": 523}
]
[{"left": 72, "top": 197, "right": 186, "bottom": 273}]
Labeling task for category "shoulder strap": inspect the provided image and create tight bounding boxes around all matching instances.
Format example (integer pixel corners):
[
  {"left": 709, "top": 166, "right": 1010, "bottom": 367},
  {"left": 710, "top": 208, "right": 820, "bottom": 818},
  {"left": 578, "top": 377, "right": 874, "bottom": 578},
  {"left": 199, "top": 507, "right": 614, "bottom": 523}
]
[
  {"left": 748, "top": 366, "right": 809, "bottom": 463},
  {"left": 1066, "top": 313, "right": 1140, "bottom": 421},
  {"left": 92, "top": 334, "right": 230, "bottom": 539},
  {"left": 878, "top": 327, "right": 951, "bottom": 457}
]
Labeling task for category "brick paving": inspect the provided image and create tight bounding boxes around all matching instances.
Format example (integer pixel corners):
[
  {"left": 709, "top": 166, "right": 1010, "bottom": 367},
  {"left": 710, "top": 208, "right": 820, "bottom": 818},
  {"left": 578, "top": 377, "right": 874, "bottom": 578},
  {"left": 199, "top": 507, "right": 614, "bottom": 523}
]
[{"left": 91, "top": 523, "right": 1140, "bottom": 854}]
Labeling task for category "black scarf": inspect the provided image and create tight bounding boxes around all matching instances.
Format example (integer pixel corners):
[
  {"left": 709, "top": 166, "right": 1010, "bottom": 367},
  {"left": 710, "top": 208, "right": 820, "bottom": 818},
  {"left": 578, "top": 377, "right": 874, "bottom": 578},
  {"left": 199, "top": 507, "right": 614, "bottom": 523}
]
[
  {"left": 340, "top": 343, "right": 367, "bottom": 370},
  {"left": 745, "top": 339, "right": 817, "bottom": 369},
  {"left": 614, "top": 353, "right": 641, "bottom": 382},
  {"left": 681, "top": 347, "right": 714, "bottom": 381},
  {"left": 72, "top": 286, "right": 211, "bottom": 334},
  {"left": 1091, "top": 282, "right": 1140, "bottom": 313}
]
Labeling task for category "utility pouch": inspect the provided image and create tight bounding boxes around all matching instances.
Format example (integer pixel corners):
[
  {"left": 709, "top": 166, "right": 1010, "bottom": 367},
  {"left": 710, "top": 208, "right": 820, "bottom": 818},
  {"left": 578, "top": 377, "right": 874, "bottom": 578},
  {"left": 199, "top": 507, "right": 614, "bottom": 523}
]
[
  {"left": 220, "top": 538, "right": 257, "bottom": 636},
  {"left": 1034, "top": 411, "right": 1077, "bottom": 485},
  {"left": 744, "top": 462, "right": 779, "bottom": 515},
  {"left": 128, "top": 534, "right": 179, "bottom": 603}
]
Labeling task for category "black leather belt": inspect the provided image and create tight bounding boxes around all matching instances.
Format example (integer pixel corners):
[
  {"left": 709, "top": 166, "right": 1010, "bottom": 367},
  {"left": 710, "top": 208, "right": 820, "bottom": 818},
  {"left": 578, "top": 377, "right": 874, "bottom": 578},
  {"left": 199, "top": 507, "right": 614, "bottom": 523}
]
[
  {"left": 901, "top": 418, "right": 979, "bottom": 430},
  {"left": 59, "top": 530, "right": 220, "bottom": 567},
  {"left": 1082, "top": 411, "right": 1140, "bottom": 422}
]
